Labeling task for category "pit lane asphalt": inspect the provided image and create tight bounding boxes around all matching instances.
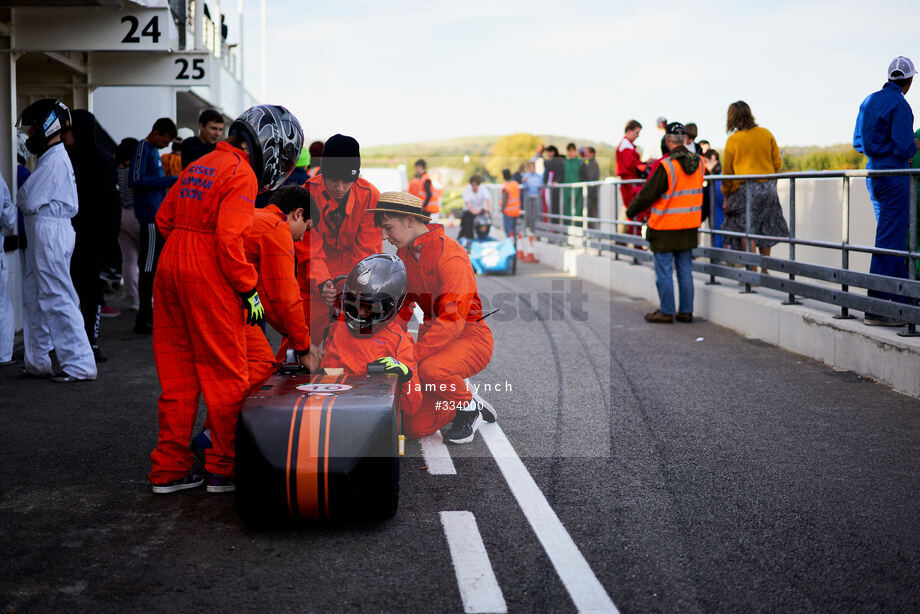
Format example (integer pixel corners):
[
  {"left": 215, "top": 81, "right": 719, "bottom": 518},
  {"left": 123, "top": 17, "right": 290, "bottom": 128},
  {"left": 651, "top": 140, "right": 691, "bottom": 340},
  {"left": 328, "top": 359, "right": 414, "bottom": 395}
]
[{"left": 3, "top": 258, "right": 920, "bottom": 613}]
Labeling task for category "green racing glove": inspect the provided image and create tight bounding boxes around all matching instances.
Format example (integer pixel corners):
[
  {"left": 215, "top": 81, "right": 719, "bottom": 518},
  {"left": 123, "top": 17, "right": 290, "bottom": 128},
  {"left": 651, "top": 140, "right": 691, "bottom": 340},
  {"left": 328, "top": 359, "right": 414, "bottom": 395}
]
[
  {"left": 370, "top": 357, "right": 412, "bottom": 383},
  {"left": 240, "top": 288, "right": 265, "bottom": 327}
]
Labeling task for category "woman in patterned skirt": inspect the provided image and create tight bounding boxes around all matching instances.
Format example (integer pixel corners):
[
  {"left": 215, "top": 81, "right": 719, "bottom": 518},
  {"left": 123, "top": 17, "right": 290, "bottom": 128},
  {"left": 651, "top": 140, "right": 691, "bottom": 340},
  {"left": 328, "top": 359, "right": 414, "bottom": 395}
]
[{"left": 721, "top": 101, "right": 789, "bottom": 273}]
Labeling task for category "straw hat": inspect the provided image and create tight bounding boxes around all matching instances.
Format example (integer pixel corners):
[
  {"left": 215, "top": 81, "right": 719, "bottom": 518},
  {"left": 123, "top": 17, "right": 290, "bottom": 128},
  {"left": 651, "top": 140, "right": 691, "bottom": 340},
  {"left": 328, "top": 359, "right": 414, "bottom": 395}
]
[{"left": 371, "top": 191, "right": 431, "bottom": 222}]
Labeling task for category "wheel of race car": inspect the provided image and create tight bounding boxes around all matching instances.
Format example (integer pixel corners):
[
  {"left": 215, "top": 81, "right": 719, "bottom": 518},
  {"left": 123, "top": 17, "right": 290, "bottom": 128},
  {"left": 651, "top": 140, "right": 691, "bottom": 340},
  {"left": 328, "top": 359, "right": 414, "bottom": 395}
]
[{"left": 510, "top": 255, "right": 517, "bottom": 275}]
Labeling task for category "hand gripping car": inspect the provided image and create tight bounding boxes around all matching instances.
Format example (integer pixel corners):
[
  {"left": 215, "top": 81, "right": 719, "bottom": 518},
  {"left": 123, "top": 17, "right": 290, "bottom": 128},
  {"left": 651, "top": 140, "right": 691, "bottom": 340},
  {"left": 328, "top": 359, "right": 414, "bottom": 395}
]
[
  {"left": 235, "top": 256, "right": 409, "bottom": 524},
  {"left": 464, "top": 213, "right": 517, "bottom": 275}
]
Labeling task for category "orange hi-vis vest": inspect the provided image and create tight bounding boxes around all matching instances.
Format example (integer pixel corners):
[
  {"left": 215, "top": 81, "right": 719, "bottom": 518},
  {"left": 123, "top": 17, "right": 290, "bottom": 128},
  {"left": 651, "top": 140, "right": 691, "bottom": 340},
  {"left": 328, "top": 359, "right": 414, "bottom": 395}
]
[
  {"left": 648, "top": 157, "right": 704, "bottom": 230},
  {"left": 409, "top": 173, "right": 442, "bottom": 213},
  {"left": 502, "top": 180, "right": 521, "bottom": 217}
]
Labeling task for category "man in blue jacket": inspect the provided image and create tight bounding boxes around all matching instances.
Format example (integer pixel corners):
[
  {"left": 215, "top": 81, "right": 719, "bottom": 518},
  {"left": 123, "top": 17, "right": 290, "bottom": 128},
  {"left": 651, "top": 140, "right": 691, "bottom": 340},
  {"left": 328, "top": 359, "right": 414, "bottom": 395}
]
[
  {"left": 853, "top": 56, "right": 920, "bottom": 326},
  {"left": 130, "top": 118, "right": 178, "bottom": 334}
]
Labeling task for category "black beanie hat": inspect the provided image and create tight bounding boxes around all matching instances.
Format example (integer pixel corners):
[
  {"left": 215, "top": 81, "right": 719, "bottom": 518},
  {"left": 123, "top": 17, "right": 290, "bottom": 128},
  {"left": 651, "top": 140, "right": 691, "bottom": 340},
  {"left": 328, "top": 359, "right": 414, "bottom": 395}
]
[{"left": 320, "top": 133, "right": 360, "bottom": 180}]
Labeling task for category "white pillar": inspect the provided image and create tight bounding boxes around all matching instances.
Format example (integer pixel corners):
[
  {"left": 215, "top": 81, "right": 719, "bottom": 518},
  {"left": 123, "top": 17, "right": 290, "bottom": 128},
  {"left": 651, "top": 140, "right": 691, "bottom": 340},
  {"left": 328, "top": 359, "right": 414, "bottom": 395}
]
[
  {"left": 194, "top": 0, "right": 204, "bottom": 50},
  {"left": 260, "top": 0, "right": 266, "bottom": 102}
]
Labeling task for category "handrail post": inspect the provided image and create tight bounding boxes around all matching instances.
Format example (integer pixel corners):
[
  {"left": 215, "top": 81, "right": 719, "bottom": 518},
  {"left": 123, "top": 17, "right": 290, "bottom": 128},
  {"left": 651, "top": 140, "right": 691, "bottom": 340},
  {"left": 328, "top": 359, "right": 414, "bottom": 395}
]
[
  {"left": 741, "top": 181, "right": 755, "bottom": 293},
  {"left": 899, "top": 176, "right": 919, "bottom": 336},
  {"left": 782, "top": 178, "right": 800, "bottom": 304},
  {"left": 836, "top": 176, "right": 854, "bottom": 319},
  {"left": 582, "top": 184, "right": 589, "bottom": 251}
]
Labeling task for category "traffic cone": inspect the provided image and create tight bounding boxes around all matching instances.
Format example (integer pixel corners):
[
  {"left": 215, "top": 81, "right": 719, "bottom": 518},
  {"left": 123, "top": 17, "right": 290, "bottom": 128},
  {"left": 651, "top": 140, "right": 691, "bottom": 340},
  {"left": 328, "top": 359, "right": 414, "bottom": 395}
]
[
  {"left": 516, "top": 232, "right": 525, "bottom": 260},
  {"left": 523, "top": 230, "right": 538, "bottom": 263}
]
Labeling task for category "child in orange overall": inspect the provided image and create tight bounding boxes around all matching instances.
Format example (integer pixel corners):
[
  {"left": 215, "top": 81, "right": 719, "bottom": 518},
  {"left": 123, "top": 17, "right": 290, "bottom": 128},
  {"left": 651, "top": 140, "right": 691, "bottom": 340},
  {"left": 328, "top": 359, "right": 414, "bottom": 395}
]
[
  {"left": 371, "top": 192, "right": 496, "bottom": 443},
  {"left": 321, "top": 253, "right": 421, "bottom": 425},
  {"left": 243, "top": 186, "right": 322, "bottom": 392},
  {"left": 149, "top": 105, "right": 303, "bottom": 495},
  {"left": 297, "top": 134, "right": 381, "bottom": 341}
]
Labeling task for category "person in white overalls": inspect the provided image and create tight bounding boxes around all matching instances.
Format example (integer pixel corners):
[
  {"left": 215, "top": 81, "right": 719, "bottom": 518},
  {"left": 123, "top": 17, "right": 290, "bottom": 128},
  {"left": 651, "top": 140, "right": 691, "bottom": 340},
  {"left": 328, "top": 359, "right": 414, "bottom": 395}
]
[
  {"left": 0, "top": 176, "right": 15, "bottom": 365},
  {"left": 16, "top": 99, "right": 96, "bottom": 382}
]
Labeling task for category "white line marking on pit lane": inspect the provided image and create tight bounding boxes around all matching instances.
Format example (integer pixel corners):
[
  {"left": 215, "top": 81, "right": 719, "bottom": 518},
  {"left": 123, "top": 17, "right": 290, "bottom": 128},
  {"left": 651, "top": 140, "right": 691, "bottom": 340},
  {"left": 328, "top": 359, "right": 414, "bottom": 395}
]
[
  {"left": 420, "top": 431, "right": 456, "bottom": 475},
  {"left": 480, "top": 422, "right": 620, "bottom": 614},
  {"left": 440, "top": 511, "right": 508, "bottom": 614}
]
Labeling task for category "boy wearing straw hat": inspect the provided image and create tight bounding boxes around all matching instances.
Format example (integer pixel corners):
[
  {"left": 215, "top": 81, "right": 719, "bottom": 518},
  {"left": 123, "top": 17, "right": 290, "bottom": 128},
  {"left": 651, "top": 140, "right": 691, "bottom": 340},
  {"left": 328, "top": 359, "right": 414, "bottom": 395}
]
[{"left": 371, "top": 192, "right": 496, "bottom": 444}]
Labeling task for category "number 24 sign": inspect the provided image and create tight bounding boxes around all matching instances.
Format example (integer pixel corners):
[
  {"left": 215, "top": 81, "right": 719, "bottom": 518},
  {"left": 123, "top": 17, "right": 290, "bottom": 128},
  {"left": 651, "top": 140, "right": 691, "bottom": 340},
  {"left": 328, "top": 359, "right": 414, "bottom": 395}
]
[{"left": 12, "top": 7, "right": 171, "bottom": 52}]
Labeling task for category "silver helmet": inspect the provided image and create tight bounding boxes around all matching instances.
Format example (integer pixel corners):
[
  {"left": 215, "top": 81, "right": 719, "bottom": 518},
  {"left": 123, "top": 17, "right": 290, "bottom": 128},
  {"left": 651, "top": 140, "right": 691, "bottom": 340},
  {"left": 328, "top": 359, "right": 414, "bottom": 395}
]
[
  {"left": 342, "top": 254, "right": 408, "bottom": 337},
  {"left": 229, "top": 104, "right": 303, "bottom": 193}
]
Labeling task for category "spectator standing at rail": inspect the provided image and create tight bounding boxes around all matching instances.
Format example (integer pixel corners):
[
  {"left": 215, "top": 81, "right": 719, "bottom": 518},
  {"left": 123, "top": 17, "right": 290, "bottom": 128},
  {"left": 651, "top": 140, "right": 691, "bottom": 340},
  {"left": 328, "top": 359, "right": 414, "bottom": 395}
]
[
  {"left": 501, "top": 169, "right": 522, "bottom": 237},
  {"left": 583, "top": 146, "right": 600, "bottom": 220},
  {"left": 626, "top": 123, "right": 703, "bottom": 324},
  {"left": 130, "top": 118, "right": 179, "bottom": 334},
  {"left": 698, "top": 140, "right": 711, "bottom": 154},
  {"left": 562, "top": 143, "right": 584, "bottom": 223},
  {"left": 543, "top": 145, "right": 564, "bottom": 218},
  {"left": 684, "top": 123, "right": 700, "bottom": 154},
  {"left": 530, "top": 144, "right": 545, "bottom": 176},
  {"left": 617, "top": 120, "right": 648, "bottom": 237},
  {"left": 180, "top": 109, "right": 224, "bottom": 169},
  {"left": 702, "top": 149, "right": 725, "bottom": 248},
  {"left": 520, "top": 161, "right": 543, "bottom": 227},
  {"left": 853, "top": 56, "right": 919, "bottom": 326},
  {"left": 721, "top": 101, "right": 788, "bottom": 274},
  {"left": 656, "top": 116, "right": 668, "bottom": 157}
]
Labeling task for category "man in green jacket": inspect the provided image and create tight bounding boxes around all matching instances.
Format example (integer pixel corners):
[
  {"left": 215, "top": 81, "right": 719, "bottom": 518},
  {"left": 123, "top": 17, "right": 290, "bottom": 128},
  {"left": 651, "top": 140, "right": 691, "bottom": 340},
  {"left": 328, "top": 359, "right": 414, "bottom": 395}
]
[
  {"left": 626, "top": 123, "right": 704, "bottom": 323},
  {"left": 562, "top": 142, "right": 584, "bottom": 223}
]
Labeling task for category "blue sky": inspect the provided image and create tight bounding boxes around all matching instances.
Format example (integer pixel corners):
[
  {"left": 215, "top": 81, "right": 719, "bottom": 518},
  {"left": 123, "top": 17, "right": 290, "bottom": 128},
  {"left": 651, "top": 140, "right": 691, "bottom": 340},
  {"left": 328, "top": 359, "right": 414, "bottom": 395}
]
[{"left": 240, "top": 0, "right": 919, "bottom": 151}]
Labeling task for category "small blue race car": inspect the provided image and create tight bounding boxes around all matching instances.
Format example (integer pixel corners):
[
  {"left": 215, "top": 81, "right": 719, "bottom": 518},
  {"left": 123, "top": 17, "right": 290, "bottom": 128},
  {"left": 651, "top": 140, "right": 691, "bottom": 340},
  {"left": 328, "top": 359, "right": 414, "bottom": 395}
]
[{"left": 460, "top": 214, "right": 517, "bottom": 275}]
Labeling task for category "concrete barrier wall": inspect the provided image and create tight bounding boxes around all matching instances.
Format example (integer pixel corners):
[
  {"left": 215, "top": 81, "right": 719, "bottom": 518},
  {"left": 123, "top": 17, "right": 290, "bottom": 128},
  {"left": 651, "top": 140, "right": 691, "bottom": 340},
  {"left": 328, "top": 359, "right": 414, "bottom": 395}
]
[{"left": 531, "top": 239, "right": 920, "bottom": 399}]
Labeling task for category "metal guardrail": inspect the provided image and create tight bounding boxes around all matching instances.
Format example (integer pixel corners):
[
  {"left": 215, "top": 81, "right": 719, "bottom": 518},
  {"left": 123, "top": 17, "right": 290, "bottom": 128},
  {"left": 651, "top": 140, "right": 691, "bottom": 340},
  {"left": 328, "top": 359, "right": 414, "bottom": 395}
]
[{"left": 491, "top": 168, "right": 920, "bottom": 336}]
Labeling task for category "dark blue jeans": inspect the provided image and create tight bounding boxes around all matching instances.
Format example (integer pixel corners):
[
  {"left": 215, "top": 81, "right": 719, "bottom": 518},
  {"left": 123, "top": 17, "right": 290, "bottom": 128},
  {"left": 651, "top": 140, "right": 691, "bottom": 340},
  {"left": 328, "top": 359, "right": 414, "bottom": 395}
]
[
  {"left": 866, "top": 175, "right": 910, "bottom": 307},
  {"left": 653, "top": 249, "right": 694, "bottom": 315}
]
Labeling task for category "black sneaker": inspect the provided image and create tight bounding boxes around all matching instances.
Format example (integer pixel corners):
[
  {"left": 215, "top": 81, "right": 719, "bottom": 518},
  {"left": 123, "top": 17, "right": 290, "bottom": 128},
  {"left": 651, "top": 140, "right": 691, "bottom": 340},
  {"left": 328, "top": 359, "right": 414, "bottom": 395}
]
[
  {"left": 207, "top": 475, "right": 236, "bottom": 493},
  {"left": 151, "top": 472, "right": 204, "bottom": 494},
  {"left": 51, "top": 371, "right": 95, "bottom": 383},
  {"left": 441, "top": 409, "right": 483, "bottom": 445}
]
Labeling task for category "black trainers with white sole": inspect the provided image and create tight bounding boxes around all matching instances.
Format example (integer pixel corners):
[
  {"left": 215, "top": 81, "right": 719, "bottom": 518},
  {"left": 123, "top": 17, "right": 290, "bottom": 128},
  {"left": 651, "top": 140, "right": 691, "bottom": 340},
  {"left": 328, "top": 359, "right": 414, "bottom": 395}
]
[
  {"left": 151, "top": 472, "right": 204, "bottom": 494},
  {"left": 441, "top": 409, "right": 483, "bottom": 445},
  {"left": 51, "top": 371, "right": 94, "bottom": 383}
]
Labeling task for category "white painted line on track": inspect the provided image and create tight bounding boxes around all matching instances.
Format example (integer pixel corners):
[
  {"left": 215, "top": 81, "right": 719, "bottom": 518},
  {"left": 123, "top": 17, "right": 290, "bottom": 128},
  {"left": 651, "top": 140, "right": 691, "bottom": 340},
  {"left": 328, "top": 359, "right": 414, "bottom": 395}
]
[
  {"left": 479, "top": 422, "right": 620, "bottom": 614},
  {"left": 420, "top": 431, "right": 456, "bottom": 475},
  {"left": 440, "top": 511, "right": 508, "bottom": 614}
]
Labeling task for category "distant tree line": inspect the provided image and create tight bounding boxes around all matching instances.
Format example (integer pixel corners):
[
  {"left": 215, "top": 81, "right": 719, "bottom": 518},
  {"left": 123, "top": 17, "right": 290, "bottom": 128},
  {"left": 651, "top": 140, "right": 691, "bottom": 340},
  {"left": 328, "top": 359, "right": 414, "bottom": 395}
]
[{"left": 780, "top": 145, "right": 867, "bottom": 171}]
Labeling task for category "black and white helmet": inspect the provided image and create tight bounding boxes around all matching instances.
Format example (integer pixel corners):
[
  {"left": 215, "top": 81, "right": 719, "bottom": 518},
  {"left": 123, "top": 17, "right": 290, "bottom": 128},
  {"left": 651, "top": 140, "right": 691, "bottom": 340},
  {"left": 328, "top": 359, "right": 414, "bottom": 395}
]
[
  {"left": 229, "top": 104, "right": 303, "bottom": 193},
  {"left": 17, "top": 99, "right": 72, "bottom": 156},
  {"left": 342, "top": 254, "right": 408, "bottom": 337}
]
